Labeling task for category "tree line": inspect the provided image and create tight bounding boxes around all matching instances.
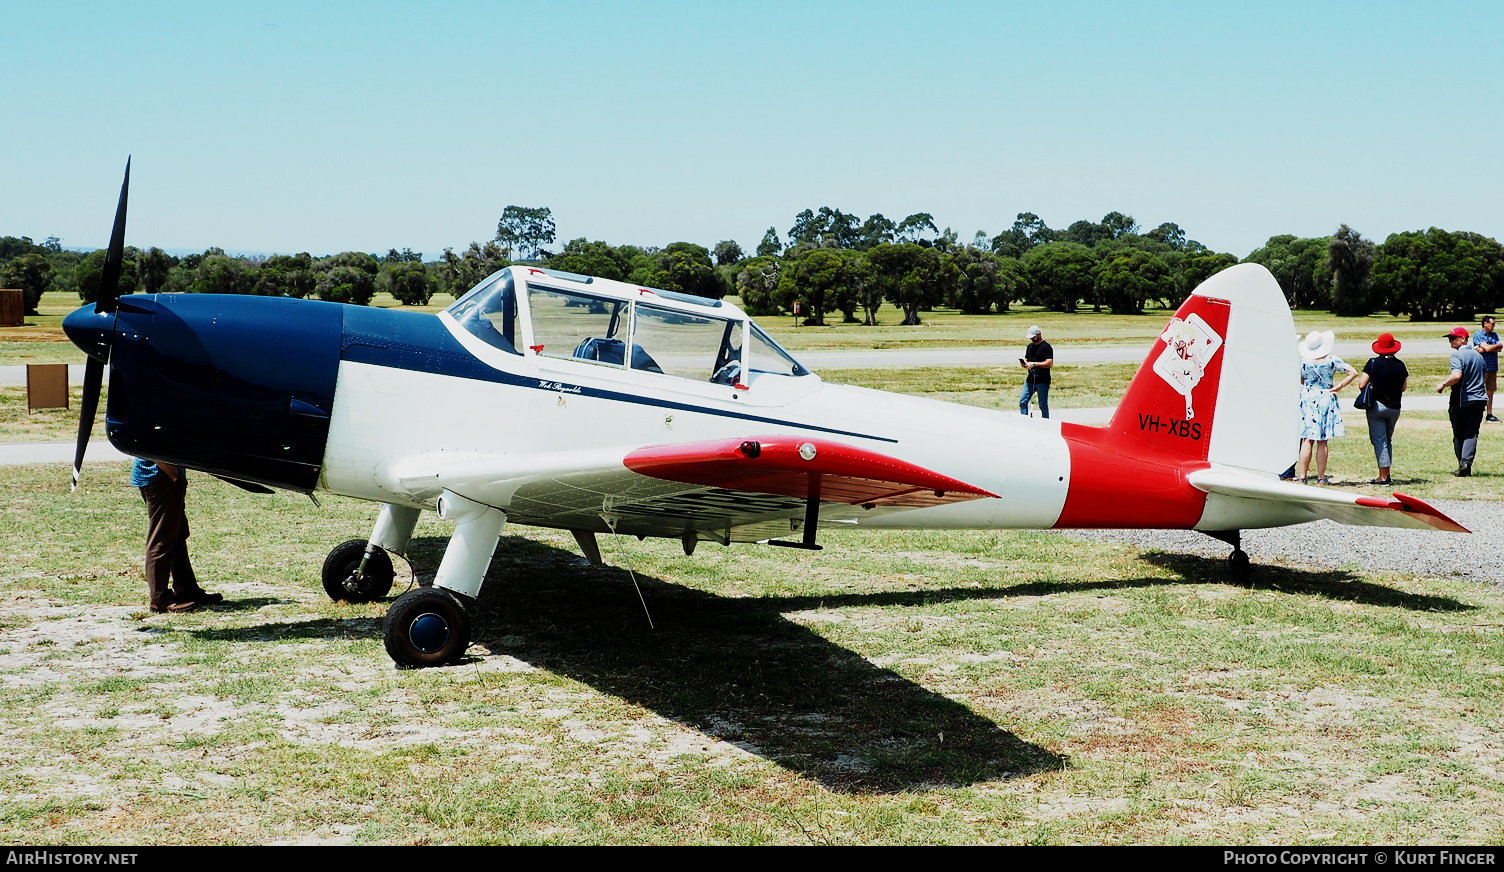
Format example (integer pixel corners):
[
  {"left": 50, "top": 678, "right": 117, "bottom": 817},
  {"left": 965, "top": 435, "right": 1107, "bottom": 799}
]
[{"left": 3, "top": 205, "right": 1501, "bottom": 323}]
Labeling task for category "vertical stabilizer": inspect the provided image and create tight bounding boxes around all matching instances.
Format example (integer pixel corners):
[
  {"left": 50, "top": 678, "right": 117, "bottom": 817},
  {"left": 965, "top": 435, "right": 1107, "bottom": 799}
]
[
  {"left": 1054, "top": 264, "right": 1296, "bottom": 528},
  {"left": 1104, "top": 263, "right": 1296, "bottom": 474}
]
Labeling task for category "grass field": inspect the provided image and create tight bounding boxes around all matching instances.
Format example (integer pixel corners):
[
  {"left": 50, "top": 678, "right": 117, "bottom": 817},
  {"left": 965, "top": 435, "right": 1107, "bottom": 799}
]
[{"left": 0, "top": 466, "right": 1501, "bottom": 844}]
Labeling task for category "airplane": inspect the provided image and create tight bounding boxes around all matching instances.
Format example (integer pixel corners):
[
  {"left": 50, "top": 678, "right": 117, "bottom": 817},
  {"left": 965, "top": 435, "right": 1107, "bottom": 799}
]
[{"left": 64, "top": 162, "right": 1468, "bottom": 668}]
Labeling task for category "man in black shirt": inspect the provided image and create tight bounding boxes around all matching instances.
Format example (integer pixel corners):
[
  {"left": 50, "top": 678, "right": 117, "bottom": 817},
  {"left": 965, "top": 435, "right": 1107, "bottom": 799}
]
[{"left": 1020, "top": 325, "right": 1054, "bottom": 418}]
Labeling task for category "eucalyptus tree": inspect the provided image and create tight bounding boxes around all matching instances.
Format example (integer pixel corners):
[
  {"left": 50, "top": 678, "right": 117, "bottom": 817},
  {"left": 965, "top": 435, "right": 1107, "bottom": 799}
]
[
  {"left": 868, "top": 242, "right": 956, "bottom": 325},
  {"left": 0, "top": 253, "right": 52, "bottom": 313},
  {"left": 735, "top": 256, "right": 782, "bottom": 316},
  {"left": 314, "top": 252, "right": 379, "bottom": 305},
  {"left": 548, "top": 238, "right": 632, "bottom": 281},
  {"left": 990, "top": 212, "right": 1053, "bottom": 258},
  {"left": 1327, "top": 224, "right": 1375, "bottom": 316},
  {"left": 1174, "top": 251, "right": 1238, "bottom": 303},
  {"left": 855, "top": 214, "right": 896, "bottom": 251},
  {"left": 495, "top": 206, "right": 556, "bottom": 261},
  {"left": 190, "top": 254, "right": 257, "bottom": 296},
  {"left": 1094, "top": 248, "right": 1172, "bottom": 315},
  {"left": 894, "top": 213, "right": 938, "bottom": 246},
  {"left": 1372, "top": 228, "right": 1504, "bottom": 320},
  {"left": 440, "top": 241, "right": 510, "bottom": 296},
  {"left": 639, "top": 242, "right": 727, "bottom": 299},
  {"left": 382, "top": 260, "right": 437, "bottom": 306},
  {"left": 756, "top": 227, "right": 782, "bottom": 258},
  {"left": 1243, "top": 235, "right": 1329, "bottom": 309},
  {"left": 75, "top": 247, "right": 139, "bottom": 303},
  {"left": 713, "top": 239, "right": 743, "bottom": 266},
  {"left": 1022, "top": 242, "right": 1095, "bottom": 312},
  {"left": 256, "top": 253, "right": 317, "bottom": 298},
  {"left": 777, "top": 247, "right": 856, "bottom": 326},
  {"left": 136, "top": 247, "right": 176, "bottom": 294}
]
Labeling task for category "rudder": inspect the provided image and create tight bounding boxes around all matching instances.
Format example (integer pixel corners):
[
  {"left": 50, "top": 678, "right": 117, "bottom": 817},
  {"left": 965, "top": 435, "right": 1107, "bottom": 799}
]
[{"left": 1092, "top": 264, "right": 1296, "bottom": 475}]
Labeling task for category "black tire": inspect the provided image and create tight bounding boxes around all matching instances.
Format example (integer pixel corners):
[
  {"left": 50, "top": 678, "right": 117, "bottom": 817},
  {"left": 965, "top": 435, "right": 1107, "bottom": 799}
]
[
  {"left": 321, "top": 539, "right": 395, "bottom": 603},
  {"left": 1228, "top": 549, "right": 1252, "bottom": 584},
  {"left": 384, "top": 588, "right": 472, "bottom": 668}
]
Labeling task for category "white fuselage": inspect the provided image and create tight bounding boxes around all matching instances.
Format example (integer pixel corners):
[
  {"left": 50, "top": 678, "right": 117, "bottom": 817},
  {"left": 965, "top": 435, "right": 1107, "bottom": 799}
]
[{"left": 320, "top": 310, "right": 1074, "bottom": 533}]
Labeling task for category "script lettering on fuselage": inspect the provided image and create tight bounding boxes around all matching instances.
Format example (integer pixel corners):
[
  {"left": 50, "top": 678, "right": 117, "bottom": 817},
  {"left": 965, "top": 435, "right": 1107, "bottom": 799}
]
[
  {"left": 537, "top": 380, "right": 582, "bottom": 394},
  {"left": 1137, "top": 413, "right": 1202, "bottom": 441}
]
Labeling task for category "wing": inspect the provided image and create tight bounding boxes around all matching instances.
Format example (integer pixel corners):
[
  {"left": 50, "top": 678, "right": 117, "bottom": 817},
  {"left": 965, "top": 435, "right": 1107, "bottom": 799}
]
[
  {"left": 376, "top": 435, "right": 995, "bottom": 543},
  {"left": 1188, "top": 467, "right": 1469, "bottom": 533}
]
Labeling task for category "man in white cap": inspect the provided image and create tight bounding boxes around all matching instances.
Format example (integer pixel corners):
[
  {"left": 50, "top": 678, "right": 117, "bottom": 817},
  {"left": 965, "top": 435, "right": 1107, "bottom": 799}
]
[
  {"left": 1438, "top": 326, "right": 1487, "bottom": 476},
  {"left": 1019, "top": 325, "right": 1053, "bottom": 418}
]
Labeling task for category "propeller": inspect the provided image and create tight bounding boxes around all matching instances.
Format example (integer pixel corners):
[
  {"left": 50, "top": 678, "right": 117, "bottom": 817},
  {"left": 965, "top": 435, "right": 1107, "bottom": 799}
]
[{"left": 71, "top": 157, "right": 130, "bottom": 492}]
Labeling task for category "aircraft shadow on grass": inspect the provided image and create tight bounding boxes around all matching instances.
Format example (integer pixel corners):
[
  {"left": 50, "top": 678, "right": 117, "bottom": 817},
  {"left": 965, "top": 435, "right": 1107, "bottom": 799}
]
[
  {"left": 179, "top": 534, "right": 1472, "bottom": 793},
  {"left": 1139, "top": 552, "right": 1479, "bottom": 612},
  {"left": 454, "top": 537, "right": 1069, "bottom": 794}
]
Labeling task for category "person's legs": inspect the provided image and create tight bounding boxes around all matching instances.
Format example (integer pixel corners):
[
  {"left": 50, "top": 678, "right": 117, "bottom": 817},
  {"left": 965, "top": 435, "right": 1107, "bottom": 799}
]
[
  {"left": 1019, "top": 382, "right": 1034, "bottom": 416},
  {"left": 140, "top": 478, "right": 185, "bottom": 609},
  {"left": 1367, "top": 403, "right": 1399, "bottom": 477},
  {"left": 1486, "top": 371, "right": 1497, "bottom": 420},
  {"left": 1460, "top": 403, "right": 1485, "bottom": 472},
  {"left": 1450, "top": 404, "right": 1464, "bottom": 464},
  {"left": 1298, "top": 439, "right": 1314, "bottom": 480},
  {"left": 1036, "top": 384, "right": 1049, "bottom": 419},
  {"left": 169, "top": 501, "right": 201, "bottom": 599},
  {"left": 1315, "top": 440, "right": 1329, "bottom": 480}
]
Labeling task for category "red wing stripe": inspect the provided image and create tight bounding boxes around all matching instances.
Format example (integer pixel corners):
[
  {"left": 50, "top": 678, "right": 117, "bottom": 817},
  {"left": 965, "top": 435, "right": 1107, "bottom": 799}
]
[{"left": 623, "top": 436, "right": 996, "bottom": 507}]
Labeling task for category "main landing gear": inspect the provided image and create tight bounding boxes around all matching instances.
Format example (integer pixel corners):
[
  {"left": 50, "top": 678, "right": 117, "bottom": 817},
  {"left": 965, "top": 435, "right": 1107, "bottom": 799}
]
[
  {"left": 384, "top": 587, "right": 472, "bottom": 668},
  {"left": 319, "top": 500, "right": 491, "bottom": 668},
  {"left": 377, "top": 491, "right": 505, "bottom": 669},
  {"left": 1203, "top": 530, "right": 1252, "bottom": 584}
]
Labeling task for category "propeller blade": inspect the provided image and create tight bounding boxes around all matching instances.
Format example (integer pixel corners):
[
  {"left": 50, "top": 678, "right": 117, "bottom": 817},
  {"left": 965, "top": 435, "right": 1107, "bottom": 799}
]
[
  {"left": 72, "top": 357, "right": 104, "bottom": 492},
  {"left": 96, "top": 157, "right": 131, "bottom": 315},
  {"left": 72, "top": 158, "right": 130, "bottom": 491}
]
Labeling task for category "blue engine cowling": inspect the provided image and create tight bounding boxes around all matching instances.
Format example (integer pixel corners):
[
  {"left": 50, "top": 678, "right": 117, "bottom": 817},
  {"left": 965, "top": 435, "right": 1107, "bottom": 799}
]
[{"left": 89, "top": 294, "right": 343, "bottom": 493}]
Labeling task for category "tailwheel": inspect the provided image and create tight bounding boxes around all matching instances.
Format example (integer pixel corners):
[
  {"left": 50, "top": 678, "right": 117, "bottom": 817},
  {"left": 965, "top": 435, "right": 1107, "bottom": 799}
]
[
  {"left": 1228, "top": 549, "right": 1252, "bottom": 584},
  {"left": 384, "top": 587, "right": 472, "bottom": 668},
  {"left": 321, "top": 539, "right": 395, "bottom": 603}
]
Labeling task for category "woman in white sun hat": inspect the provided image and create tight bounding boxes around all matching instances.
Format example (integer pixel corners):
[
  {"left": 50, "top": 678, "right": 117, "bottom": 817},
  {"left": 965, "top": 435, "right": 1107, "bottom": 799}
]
[{"left": 1297, "top": 330, "right": 1359, "bottom": 484}]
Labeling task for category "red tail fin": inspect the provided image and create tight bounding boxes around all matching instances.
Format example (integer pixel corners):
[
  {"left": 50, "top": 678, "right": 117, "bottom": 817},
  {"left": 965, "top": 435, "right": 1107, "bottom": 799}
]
[
  {"left": 1053, "top": 293, "right": 1232, "bottom": 529},
  {"left": 1105, "top": 292, "right": 1231, "bottom": 464}
]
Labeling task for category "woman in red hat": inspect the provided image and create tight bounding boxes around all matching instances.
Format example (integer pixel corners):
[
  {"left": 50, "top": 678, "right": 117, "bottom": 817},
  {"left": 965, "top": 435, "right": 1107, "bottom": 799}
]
[{"left": 1355, "top": 332, "right": 1408, "bottom": 485}]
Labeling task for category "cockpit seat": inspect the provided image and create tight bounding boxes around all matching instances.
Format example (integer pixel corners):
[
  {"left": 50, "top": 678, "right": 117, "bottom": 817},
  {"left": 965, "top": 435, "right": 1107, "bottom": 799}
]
[
  {"left": 573, "top": 337, "right": 625, "bottom": 365},
  {"left": 573, "top": 337, "right": 664, "bottom": 374}
]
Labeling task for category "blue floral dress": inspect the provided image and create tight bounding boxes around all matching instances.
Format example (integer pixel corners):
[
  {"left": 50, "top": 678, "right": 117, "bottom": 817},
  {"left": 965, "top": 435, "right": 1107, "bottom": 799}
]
[{"left": 1299, "top": 358, "right": 1353, "bottom": 440}]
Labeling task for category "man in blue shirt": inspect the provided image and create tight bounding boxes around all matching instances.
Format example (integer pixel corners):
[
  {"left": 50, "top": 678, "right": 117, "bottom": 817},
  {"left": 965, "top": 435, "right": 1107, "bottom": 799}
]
[
  {"left": 133, "top": 458, "right": 222, "bottom": 612},
  {"left": 1472, "top": 315, "right": 1500, "bottom": 423},
  {"left": 1438, "top": 327, "right": 1488, "bottom": 476}
]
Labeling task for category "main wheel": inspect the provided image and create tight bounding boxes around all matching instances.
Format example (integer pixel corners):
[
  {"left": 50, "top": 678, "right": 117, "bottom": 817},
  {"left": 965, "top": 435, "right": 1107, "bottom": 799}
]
[
  {"left": 384, "top": 587, "right": 472, "bottom": 668},
  {"left": 321, "top": 539, "right": 395, "bottom": 603}
]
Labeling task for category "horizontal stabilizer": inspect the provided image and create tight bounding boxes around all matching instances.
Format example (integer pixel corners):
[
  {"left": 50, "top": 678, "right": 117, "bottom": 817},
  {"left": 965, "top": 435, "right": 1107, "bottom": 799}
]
[{"left": 1188, "top": 468, "right": 1469, "bottom": 533}]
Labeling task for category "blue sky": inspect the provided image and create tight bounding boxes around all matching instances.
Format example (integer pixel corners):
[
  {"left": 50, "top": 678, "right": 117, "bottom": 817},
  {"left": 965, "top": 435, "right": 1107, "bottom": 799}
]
[{"left": 3, "top": 1, "right": 1501, "bottom": 259}]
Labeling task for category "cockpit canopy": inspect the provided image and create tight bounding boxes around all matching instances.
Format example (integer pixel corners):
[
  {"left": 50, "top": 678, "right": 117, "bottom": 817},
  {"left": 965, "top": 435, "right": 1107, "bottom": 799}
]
[{"left": 446, "top": 267, "right": 810, "bottom": 385}]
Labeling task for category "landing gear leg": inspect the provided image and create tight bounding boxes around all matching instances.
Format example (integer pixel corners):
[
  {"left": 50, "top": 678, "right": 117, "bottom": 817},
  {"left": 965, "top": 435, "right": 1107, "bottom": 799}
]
[
  {"left": 1202, "top": 529, "right": 1251, "bottom": 583},
  {"left": 383, "top": 490, "right": 504, "bottom": 668}
]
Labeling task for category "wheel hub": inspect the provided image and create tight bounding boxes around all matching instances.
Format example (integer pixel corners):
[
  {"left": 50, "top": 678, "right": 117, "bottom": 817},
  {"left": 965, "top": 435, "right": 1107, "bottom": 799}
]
[{"left": 409, "top": 612, "right": 450, "bottom": 653}]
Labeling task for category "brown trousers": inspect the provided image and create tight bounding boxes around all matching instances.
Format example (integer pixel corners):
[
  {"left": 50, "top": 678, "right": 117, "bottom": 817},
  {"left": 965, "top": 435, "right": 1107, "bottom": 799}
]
[{"left": 139, "top": 475, "right": 201, "bottom": 607}]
